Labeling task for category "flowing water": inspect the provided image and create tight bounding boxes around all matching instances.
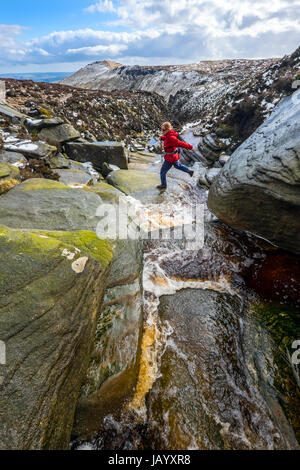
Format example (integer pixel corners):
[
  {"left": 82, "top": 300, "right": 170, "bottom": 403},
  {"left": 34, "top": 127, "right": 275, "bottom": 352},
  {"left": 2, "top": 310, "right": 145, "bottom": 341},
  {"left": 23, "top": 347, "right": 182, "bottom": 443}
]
[{"left": 76, "top": 149, "right": 300, "bottom": 450}]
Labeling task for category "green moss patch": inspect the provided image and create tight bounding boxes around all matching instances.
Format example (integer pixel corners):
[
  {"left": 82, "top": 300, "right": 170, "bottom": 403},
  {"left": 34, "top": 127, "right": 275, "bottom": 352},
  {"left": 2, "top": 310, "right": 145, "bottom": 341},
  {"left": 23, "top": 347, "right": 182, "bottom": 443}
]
[
  {"left": 0, "top": 225, "right": 113, "bottom": 268},
  {"left": 45, "top": 230, "right": 113, "bottom": 268},
  {"left": 16, "top": 178, "right": 70, "bottom": 191}
]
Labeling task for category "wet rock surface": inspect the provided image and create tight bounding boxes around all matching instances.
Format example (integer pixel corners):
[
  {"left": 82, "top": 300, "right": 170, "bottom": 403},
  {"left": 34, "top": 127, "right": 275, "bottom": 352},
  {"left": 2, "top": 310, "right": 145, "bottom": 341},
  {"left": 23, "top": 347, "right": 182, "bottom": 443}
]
[
  {"left": 145, "top": 288, "right": 299, "bottom": 450},
  {"left": 72, "top": 239, "right": 144, "bottom": 442}
]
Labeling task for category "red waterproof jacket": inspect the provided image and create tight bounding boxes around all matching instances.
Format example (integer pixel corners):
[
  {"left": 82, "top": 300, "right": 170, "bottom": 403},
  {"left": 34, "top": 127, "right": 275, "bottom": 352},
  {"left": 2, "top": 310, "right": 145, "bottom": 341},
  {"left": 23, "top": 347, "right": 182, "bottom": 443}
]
[{"left": 160, "top": 130, "right": 193, "bottom": 162}]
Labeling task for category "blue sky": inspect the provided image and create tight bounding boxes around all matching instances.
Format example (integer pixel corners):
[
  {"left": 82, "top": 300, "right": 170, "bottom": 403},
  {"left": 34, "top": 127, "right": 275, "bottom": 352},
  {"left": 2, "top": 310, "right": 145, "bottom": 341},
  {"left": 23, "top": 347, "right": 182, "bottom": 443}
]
[{"left": 0, "top": 0, "right": 299, "bottom": 73}]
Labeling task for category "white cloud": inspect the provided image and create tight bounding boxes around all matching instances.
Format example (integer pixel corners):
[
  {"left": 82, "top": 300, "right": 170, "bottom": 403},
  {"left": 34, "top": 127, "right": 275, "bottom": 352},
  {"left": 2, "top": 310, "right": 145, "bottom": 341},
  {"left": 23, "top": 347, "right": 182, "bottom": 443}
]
[
  {"left": 0, "top": 0, "right": 299, "bottom": 70},
  {"left": 0, "top": 24, "right": 25, "bottom": 46},
  {"left": 67, "top": 43, "right": 126, "bottom": 56},
  {"left": 85, "top": 0, "right": 115, "bottom": 13}
]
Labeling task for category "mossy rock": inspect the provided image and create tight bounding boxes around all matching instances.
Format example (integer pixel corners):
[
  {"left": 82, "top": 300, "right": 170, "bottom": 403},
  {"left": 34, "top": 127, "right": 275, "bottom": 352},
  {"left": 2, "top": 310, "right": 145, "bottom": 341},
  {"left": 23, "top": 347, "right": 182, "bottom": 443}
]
[
  {"left": 0, "top": 162, "right": 20, "bottom": 181},
  {"left": 16, "top": 178, "right": 69, "bottom": 191},
  {"left": 0, "top": 225, "right": 113, "bottom": 449},
  {"left": 107, "top": 169, "right": 160, "bottom": 195}
]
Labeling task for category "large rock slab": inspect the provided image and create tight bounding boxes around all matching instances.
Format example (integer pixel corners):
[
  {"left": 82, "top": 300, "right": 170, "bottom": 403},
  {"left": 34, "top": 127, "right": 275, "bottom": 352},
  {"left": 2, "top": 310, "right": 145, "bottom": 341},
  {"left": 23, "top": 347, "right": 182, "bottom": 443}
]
[
  {"left": 146, "top": 288, "right": 299, "bottom": 450},
  {"left": 107, "top": 169, "right": 160, "bottom": 195},
  {"left": 0, "top": 225, "right": 113, "bottom": 449},
  {"left": 208, "top": 95, "right": 300, "bottom": 254},
  {"left": 39, "top": 123, "right": 80, "bottom": 146},
  {"left": 0, "top": 178, "right": 103, "bottom": 231},
  {"left": 64, "top": 141, "right": 128, "bottom": 171}
]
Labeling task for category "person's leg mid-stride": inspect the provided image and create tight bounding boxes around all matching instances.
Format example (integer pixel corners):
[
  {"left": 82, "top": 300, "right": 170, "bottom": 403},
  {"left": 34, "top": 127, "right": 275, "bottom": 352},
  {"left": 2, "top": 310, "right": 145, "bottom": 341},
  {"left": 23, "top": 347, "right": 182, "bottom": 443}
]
[
  {"left": 157, "top": 121, "right": 194, "bottom": 190},
  {"left": 173, "top": 160, "right": 193, "bottom": 175},
  {"left": 160, "top": 160, "right": 173, "bottom": 188}
]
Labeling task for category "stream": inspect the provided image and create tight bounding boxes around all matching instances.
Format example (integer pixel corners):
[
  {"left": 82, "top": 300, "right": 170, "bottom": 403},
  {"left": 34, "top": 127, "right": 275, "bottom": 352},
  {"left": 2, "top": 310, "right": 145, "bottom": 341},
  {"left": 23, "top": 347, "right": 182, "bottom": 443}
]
[{"left": 76, "top": 129, "right": 300, "bottom": 450}]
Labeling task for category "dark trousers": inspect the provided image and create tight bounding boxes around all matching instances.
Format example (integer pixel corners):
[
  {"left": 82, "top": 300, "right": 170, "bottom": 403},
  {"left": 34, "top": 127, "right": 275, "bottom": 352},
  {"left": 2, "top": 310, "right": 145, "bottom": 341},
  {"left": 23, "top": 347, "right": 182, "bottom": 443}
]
[{"left": 160, "top": 159, "right": 191, "bottom": 186}]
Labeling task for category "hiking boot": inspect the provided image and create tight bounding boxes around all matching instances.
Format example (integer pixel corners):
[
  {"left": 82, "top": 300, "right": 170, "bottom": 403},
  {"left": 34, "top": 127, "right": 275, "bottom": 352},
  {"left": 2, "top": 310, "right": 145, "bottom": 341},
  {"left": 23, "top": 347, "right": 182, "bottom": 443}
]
[
  {"left": 157, "top": 184, "right": 167, "bottom": 190},
  {"left": 189, "top": 170, "right": 194, "bottom": 177}
]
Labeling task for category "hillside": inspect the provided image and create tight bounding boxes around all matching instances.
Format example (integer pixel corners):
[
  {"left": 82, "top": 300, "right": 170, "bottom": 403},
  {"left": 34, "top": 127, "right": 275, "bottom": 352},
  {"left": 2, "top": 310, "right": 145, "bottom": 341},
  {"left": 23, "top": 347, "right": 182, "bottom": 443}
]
[
  {"left": 60, "top": 58, "right": 277, "bottom": 102},
  {"left": 1, "top": 78, "right": 171, "bottom": 145}
]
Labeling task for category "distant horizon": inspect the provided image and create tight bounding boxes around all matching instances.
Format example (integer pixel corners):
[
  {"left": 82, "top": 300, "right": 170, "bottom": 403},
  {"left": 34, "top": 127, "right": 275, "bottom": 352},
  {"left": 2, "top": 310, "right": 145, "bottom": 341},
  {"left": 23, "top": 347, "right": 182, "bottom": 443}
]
[{"left": 0, "top": 72, "right": 71, "bottom": 83}]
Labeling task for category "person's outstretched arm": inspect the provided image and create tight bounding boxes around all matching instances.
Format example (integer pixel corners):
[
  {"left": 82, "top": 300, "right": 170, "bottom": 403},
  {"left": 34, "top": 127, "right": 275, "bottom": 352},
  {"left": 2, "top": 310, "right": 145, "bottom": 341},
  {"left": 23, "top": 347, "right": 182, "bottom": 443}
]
[{"left": 169, "top": 135, "right": 193, "bottom": 150}]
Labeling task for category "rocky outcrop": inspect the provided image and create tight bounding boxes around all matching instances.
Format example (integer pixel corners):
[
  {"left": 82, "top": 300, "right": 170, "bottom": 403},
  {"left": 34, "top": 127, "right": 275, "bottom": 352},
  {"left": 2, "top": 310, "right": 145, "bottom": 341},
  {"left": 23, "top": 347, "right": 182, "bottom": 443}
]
[
  {"left": 0, "top": 101, "right": 25, "bottom": 122},
  {"left": 0, "top": 225, "right": 113, "bottom": 449},
  {"left": 208, "top": 95, "right": 300, "bottom": 255},
  {"left": 64, "top": 141, "right": 128, "bottom": 172},
  {"left": 0, "top": 178, "right": 103, "bottom": 231}
]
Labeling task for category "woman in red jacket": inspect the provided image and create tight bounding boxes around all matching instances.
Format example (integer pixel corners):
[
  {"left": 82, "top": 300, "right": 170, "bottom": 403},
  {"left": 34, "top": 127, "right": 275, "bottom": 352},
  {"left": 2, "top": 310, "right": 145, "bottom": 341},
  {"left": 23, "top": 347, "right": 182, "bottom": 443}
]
[{"left": 157, "top": 122, "right": 194, "bottom": 190}]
